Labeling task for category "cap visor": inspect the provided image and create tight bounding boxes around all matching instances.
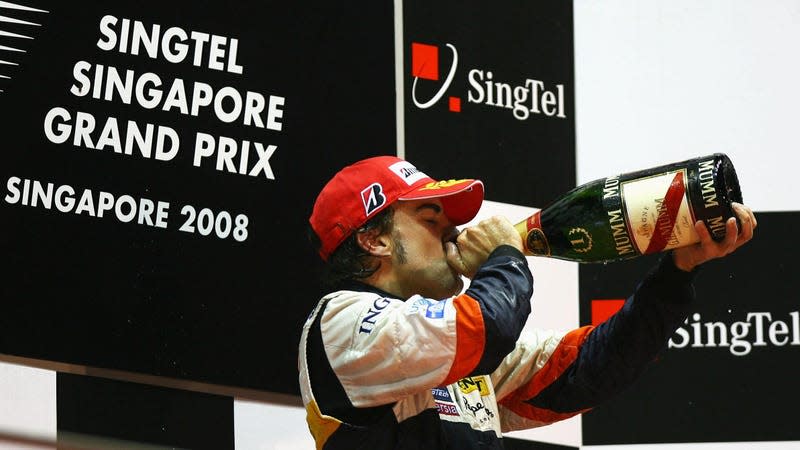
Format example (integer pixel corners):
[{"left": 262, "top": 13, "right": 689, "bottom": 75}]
[{"left": 398, "top": 179, "right": 484, "bottom": 225}]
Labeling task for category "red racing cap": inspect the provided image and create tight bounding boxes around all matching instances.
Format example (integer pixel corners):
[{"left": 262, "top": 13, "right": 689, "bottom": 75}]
[{"left": 309, "top": 155, "right": 484, "bottom": 261}]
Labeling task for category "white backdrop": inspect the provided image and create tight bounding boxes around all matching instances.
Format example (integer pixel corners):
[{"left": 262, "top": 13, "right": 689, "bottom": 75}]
[{"left": 574, "top": 0, "right": 800, "bottom": 213}]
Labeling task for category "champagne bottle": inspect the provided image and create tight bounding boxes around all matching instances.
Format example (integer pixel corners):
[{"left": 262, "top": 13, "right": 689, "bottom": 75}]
[{"left": 514, "top": 153, "right": 743, "bottom": 263}]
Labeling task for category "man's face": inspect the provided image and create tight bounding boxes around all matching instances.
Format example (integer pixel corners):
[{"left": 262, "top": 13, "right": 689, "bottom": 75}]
[{"left": 388, "top": 198, "right": 464, "bottom": 299}]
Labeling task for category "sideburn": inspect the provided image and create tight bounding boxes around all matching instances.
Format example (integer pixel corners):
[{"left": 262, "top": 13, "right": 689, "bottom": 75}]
[{"left": 391, "top": 229, "right": 407, "bottom": 265}]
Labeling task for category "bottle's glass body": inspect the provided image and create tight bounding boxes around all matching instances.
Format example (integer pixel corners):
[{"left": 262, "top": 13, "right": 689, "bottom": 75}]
[{"left": 514, "top": 153, "right": 743, "bottom": 263}]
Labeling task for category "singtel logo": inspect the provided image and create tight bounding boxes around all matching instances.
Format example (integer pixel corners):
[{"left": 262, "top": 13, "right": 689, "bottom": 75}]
[
  {"left": 668, "top": 311, "right": 800, "bottom": 356},
  {"left": 410, "top": 41, "right": 567, "bottom": 120}
]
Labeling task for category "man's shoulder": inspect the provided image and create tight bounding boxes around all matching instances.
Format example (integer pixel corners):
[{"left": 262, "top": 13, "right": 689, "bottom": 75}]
[
  {"left": 322, "top": 289, "right": 392, "bottom": 307},
  {"left": 315, "top": 289, "right": 402, "bottom": 326}
]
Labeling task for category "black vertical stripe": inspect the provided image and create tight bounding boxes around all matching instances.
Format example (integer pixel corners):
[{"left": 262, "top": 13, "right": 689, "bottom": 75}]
[
  {"left": 56, "top": 373, "right": 233, "bottom": 450},
  {"left": 307, "top": 298, "right": 395, "bottom": 426},
  {"left": 502, "top": 437, "right": 578, "bottom": 450}
]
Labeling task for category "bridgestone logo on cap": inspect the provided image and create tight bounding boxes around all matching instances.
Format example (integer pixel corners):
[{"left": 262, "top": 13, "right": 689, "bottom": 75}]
[
  {"left": 361, "top": 183, "right": 386, "bottom": 216},
  {"left": 389, "top": 161, "right": 428, "bottom": 185}
]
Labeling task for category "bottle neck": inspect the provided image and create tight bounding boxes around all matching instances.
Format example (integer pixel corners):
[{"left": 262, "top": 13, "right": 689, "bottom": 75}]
[{"left": 514, "top": 210, "right": 543, "bottom": 256}]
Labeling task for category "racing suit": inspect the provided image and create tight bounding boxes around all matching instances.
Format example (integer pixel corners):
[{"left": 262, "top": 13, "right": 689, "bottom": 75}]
[{"left": 298, "top": 245, "right": 696, "bottom": 449}]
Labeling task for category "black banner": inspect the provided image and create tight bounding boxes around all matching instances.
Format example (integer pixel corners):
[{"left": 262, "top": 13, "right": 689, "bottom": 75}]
[
  {"left": 580, "top": 211, "right": 799, "bottom": 444},
  {"left": 0, "top": 0, "right": 396, "bottom": 395},
  {"left": 403, "top": 0, "right": 575, "bottom": 208}
]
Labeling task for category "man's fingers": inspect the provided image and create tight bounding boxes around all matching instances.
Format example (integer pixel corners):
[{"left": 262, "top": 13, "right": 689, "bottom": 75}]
[
  {"left": 675, "top": 204, "right": 756, "bottom": 271},
  {"left": 732, "top": 202, "right": 758, "bottom": 231},
  {"left": 734, "top": 216, "right": 755, "bottom": 250},
  {"left": 694, "top": 220, "right": 713, "bottom": 245},
  {"left": 722, "top": 217, "right": 739, "bottom": 255},
  {"left": 730, "top": 202, "right": 756, "bottom": 249},
  {"left": 694, "top": 218, "right": 735, "bottom": 258},
  {"left": 445, "top": 241, "right": 470, "bottom": 277},
  {"left": 444, "top": 240, "right": 459, "bottom": 263}
]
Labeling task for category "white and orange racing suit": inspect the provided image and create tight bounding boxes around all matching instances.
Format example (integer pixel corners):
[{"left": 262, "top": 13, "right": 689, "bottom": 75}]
[{"left": 299, "top": 245, "right": 696, "bottom": 449}]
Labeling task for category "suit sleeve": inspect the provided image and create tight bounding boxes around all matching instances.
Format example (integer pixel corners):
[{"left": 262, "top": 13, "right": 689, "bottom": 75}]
[
  {"left": 318, "top": 245, "right": 533, "bottom": 408},
  {"left": 494, "top": 254, "right": 697, "bottom": 431}
]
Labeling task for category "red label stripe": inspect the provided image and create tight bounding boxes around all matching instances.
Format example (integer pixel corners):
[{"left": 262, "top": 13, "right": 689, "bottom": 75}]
[
  {"left": 526, "top": 211, "right": 542, "bottom": 232},
  {"left": 644, "top": 171, "right": 686, "bottom": 254}
]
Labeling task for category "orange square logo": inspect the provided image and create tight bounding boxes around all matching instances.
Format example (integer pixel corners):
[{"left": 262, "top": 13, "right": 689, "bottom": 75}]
[
  {"left": 591, "top": 299, "right": 626, "bottom": 326},
  {"left": 411, "top": 42, "right": 439, "bottom": 81},
  {"left": 449, "top": 97, "right": 461, "bottom": 112}
]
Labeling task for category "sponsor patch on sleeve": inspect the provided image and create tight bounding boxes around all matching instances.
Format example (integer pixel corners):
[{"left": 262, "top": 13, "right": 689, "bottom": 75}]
[{"left": 406, "top": 296, "right": 446, "bottom": 319}]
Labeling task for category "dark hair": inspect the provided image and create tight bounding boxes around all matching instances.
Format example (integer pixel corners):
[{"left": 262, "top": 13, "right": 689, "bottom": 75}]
[{"left": 308, "top": 206, "right": 395, "bottom": 289}]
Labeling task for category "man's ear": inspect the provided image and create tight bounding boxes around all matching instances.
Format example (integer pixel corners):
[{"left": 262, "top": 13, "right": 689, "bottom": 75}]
[{"left": 356, "top": 228, "right": 392, "bottom": 257}]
